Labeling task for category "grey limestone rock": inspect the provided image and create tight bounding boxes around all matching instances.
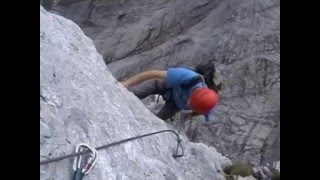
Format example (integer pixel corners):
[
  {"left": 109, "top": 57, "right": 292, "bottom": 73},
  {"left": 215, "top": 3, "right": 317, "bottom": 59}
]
[{"left": 40, "top": 6, "right": 232, "bottom": 179}]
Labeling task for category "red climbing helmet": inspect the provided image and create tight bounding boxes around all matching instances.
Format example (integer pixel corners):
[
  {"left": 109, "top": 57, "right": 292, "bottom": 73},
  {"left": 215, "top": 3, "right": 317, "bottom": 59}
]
[{"left": 189, "top": 88, "right": 219, "bottom": 114}]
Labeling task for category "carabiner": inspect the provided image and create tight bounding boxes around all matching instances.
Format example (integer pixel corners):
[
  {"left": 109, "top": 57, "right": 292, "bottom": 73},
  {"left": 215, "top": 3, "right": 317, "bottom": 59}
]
[{"left": 73, "top": 143, "right": 98, "bottom": 180}]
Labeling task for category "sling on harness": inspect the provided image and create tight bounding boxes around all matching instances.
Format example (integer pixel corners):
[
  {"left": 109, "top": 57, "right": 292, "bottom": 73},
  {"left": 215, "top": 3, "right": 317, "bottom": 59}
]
[{"left": 73, "top": 143, "right": 98, "bottom": 180}]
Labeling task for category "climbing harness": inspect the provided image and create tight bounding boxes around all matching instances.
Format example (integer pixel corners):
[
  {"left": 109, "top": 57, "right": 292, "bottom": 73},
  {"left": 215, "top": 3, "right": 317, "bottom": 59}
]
[
  {"left": 73, "top": 143, "right": 98, "bottom": 180},
  {"left": 40, "top": 129, "right": 184, "bottom": 166}
]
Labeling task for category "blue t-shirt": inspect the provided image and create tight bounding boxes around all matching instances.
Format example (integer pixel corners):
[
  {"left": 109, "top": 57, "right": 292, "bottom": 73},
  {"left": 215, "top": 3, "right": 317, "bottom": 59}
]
[{"left": 165, "top": 67, "right": 206, "bottom": 110}]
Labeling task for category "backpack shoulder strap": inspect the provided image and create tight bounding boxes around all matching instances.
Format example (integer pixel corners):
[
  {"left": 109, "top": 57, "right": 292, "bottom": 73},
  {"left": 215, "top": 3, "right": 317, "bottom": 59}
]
[{"left": 180, "top": 75, "right": 202, "bottom": 88}]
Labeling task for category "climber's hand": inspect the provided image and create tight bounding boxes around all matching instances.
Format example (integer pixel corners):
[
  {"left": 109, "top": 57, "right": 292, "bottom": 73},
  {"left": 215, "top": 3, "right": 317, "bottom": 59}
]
[{"left": 121, "top": 81, "right": 129, "bottom": 89}]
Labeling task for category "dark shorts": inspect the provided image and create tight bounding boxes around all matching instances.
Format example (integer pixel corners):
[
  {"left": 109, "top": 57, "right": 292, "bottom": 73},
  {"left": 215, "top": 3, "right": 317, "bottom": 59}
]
[{"left": 128, "top": 79, "right": 180, "bottom": 120}]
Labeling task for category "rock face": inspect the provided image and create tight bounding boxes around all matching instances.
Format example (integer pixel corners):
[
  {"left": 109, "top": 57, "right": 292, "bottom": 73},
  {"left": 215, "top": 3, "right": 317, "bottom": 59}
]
[
  {"left": 51, "top": 0, "right": 280, "bottom": 166},
  {"left": 40, "top": 6, "right": 232, "bottom": 180}
]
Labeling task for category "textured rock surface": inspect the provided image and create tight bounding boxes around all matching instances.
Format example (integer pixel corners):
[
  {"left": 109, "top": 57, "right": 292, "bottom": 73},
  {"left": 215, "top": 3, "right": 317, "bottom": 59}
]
[
  {"left": 40, "top": 6, "right": 232, "bottom": 180},
  {"left": 252, "top": 161, "right": 280, "bottom": 180},
  {"left": 237, "top": 176, "right": 256, "bottom": 180},
  {"left": 53, "top": 0, "right": 280, "bottom": 166}
]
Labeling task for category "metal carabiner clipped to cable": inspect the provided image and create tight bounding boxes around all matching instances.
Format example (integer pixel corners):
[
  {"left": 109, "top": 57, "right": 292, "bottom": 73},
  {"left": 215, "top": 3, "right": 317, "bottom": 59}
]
[{"left": 73, "top": 143, "right": 98, "bottom": 180}]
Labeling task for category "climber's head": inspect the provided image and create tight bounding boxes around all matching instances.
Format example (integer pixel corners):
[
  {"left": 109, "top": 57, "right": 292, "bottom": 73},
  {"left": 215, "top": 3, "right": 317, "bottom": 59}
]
[{"left": 188, "top": 87, "right": 219, "bottom": 121}]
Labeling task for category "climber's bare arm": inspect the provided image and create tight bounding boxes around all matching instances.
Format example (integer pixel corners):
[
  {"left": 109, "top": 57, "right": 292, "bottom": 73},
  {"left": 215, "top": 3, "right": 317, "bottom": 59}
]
[{"left": 121, "top": 70, "right": 167, "bottom": 88}]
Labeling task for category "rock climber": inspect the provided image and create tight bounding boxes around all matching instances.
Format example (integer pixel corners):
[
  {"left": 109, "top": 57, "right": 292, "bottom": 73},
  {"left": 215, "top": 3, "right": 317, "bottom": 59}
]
[{"left": 121, "top": 62, "right": 222, "bottom": 122}]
